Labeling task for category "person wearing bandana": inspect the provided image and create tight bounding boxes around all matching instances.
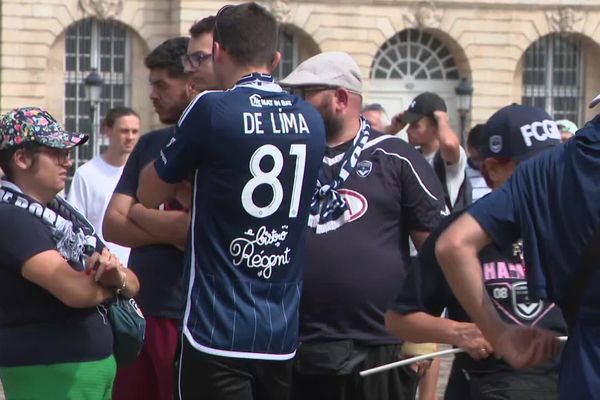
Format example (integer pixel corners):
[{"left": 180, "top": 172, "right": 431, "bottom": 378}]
[
  {"left": 280, "top": 52, "right": 447, "bottom": 400},
  {"left": 0, "top": 107, "right": 140, "bottom": 399}
]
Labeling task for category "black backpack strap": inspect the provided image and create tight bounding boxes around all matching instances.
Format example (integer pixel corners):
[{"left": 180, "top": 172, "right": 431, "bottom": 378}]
[{"left": 563, "top": 224, "right": 600, "bottom": 333}]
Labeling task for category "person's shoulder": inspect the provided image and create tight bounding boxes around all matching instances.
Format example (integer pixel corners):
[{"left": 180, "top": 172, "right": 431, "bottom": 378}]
[
  {"left": 141, "top": 127, "right": 175, "bottom": 142},
  {"left": 0, "top": 203, "right": 43, "bottom": 226},
  {"left": 72, "top": 155, "right": 103, "bottom": 178}
]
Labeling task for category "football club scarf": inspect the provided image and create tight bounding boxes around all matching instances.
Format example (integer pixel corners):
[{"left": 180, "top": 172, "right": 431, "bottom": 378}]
[
  {"left": 0, "top": 180, "right": 98, "bottom": 270},
  {"left": 308, "top": 117, "right": 371, "bottom": 234}
]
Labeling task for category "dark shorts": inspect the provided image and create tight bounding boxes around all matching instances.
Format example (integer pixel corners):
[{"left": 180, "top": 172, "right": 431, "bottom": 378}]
[
  {"left": 292, "top": 341, "right": 419, "bottom": 400},
  {"left": 445, "top": 361, "right": 558, "bottom": 400},
  {"left": 176, "top": 335, "right": 293, "bottom": 400}
]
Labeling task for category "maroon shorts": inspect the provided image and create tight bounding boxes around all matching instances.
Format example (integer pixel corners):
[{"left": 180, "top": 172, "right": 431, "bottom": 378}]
[{"left": 113, "top": 316, "right": 180, "bottom": 400}]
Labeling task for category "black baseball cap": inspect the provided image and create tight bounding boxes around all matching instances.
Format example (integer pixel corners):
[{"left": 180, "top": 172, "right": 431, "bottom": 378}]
[
  {"left": 400, "top": 92, "right": 447, "bottom": 124},
  {"left": 481, "top": 104, "right": 560, "bottom": 162}
]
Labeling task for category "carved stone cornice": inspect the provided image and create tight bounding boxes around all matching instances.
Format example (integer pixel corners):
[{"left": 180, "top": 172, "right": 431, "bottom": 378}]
[
  {"left": 404, "top": 1, "right": 444, "bottom": 29},
  {"left": 546, "top": 7, "right": 583, "bottom": 33},
  {"left": 79, "top": 0, "right": 124, "bottom": 20}
]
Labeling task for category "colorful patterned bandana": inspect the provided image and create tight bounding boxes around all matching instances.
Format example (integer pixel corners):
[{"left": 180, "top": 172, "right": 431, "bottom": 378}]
[{"left": 0, "top": 107, "right": 88, "bottom": 150}]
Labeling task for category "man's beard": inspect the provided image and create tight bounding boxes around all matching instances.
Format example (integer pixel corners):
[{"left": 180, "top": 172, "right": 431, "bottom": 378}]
[{"left": 322, "top": 111, "right": 344, "bottom": 142}]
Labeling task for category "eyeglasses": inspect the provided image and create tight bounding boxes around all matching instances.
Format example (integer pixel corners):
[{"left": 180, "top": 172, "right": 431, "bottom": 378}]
[
  {"left": 181, "top": 52, "right": 212, "bottom": 69},
  {"left": 37, "top": 147, "right": 72, "bottom": 165},
  {"left": 289, "top": 85, "right": 340, "bottom": 99},
  {"left": 214, "top": 4, "right": 233, "bottom": 49}
]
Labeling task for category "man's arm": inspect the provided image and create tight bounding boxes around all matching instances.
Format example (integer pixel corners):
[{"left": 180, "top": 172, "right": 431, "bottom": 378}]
[
  {"left": 435, "top": 212, "right": 561, "bottom": 368},
  {"left": 103, "top": 193, "right": 161, "bottom": 247},
  {"left": 138, "top": 162, "right": 178, "bottom": 208},
  {"left": 433, "top": 111, "right": 461, "bottom": 165},
  {"left": 385, "top": 310, "right": 493, "bottom": 359},
  {"left": 128, "top": 203, "right": 189, "bottom": 251}
]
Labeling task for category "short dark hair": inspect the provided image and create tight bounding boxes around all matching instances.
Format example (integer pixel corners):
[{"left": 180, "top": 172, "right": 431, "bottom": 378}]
[
  {"left": 144, "top": 37, "right": 190, "bottom": 78},
  {"left": 467, "top": 124, "right": 486, "bottom": 149},
  {"left": 189, "top": 16, "right": 216, "bottom": 38},
  {"left": 214, "top": 2, "right": 278, "bottom": 67},
  {"left": 0, "top": 142, "right": 42, "bottom": 181},
  {"left": 102, "top": 106, "right": 139, "bottom": 129}
]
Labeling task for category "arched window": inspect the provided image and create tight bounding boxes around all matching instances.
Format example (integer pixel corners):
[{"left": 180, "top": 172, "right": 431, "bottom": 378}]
[
  {"left": 64, "top": 18, "right": 132, "bottom": 170},
  {"left": 522, "top": 34, "right": 583, "bottom": 124},
  {"left": 371, "top": 29, "right": 459, "bottom": 80}
]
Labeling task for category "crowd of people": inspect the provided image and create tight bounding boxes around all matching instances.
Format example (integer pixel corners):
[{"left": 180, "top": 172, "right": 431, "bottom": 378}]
[{"left": 0, "top": 1, "right": 598, "bottom": 400}]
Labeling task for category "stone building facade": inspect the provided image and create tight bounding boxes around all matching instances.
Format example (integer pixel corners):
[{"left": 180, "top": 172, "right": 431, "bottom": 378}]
[{"left": 1, "top": 0, "right": 600, "bottom": 167}]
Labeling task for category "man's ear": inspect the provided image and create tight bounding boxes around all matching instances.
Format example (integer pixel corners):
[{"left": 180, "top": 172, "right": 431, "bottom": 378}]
[
  {"left": 212, "top": 41, "right": 223, "bottom": 64},
  {"left": 333, "top": 87, "right": 350, "bottom": 112},
  {"left": 270, "top": 51, "right": 282, "bottom": 73}
]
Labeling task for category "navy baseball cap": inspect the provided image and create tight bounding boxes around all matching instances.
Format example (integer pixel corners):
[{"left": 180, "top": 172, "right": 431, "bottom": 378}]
[
  {"left": 481, "top": 104, "right": 560, "bottom": 162},
  {"left": 401, "top": 92, "right": 447, "bottom": 124}
]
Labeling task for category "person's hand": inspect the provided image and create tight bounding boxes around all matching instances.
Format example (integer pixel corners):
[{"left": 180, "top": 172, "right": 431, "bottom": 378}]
[
  {"left": 88, "top": 248, "right": 126, "bottom": 289},
  {"left": 451, "top": 321, "right": 494, "bottom": 360},
  {"left": 384, "top": 112, "right": 408, "bottom": 135},
  {"left": 491, "top": 325, "right": 561, "bottom": 369},
  {"left": 433, "top": 110, "right": 449, "bottom": 123},
  {"left": 411, "top": 358, "right": 432, "bottom": 377}
]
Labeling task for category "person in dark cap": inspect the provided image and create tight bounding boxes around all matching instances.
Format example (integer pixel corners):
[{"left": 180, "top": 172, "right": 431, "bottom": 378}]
[
  {"left": 386, "top": 104, "right": 566, "bottom": 400},
  {"left": 393, "top": 92, "right": 470, "bottom": 212},
  {"left": 0, "top": 107, "right": 139, "bottom": 399},
  {"left": 435, "top": 95, "right": 600, "bottom": 399}
]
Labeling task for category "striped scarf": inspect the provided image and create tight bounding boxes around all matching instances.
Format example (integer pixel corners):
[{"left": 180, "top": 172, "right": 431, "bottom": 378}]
[
  {"left": 0, "top": 181, "right": 98, "bottom": 271},
  {"left": 308, "top": 117, "right": 371, "bottom": 234}
]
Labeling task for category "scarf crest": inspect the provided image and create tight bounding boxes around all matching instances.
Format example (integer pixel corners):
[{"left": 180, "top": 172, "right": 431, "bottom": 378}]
[{"left": 307, "top": 117, "right": 371, "bottom": 234}]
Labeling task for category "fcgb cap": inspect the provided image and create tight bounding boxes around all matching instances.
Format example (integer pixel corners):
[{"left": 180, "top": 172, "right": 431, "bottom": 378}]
[
  {"left": 400, "top": 92, "right": 447, "bottom": 124},
  {"left": 481, "top": 104, "right": 560, "bottom": 162},
  {"left": 0, "top": 107, "right": 88, "bottom": 151}
]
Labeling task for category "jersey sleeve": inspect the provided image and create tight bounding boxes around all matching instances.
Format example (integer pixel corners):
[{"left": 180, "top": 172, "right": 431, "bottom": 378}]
[
  {"left": 154, "top": 94, "right": 213, "bottom": 184},
  {"left": 390, "top": 213, "right": 459, "bottom": 316},
  {"left": 399, "top": 145, "right": 447, "bottom": 232},
  {"left": 0, "top": 207, "right": 56, "bottom": 273},
  {"left": 468, "top": 178, "right": 521, "bottom": 250},
  {"left": 66, "top": 169, "right": 88, "bottom": 216}
]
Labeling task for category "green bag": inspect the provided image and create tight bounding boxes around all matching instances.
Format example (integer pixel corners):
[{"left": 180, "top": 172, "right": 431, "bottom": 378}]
[{"left": 107, "top": 296, "right": 146, "bottom": 367}]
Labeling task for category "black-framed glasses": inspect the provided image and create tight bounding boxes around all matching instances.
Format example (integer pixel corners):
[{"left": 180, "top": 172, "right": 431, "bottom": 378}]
[
  {"left": 289, "top": 85, "right": 340, "bottom": 99},
  {"left": 36, "top": 146, "right": 72, "bottom": 165},
  {"left": 214, "top": 4, "right": 234, "bottom": 48},
  {"left": 181, "top": 52, "right": 212, "bottom": 69}
]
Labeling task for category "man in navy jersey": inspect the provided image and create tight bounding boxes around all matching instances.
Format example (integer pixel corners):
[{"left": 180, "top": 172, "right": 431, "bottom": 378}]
[
  {"left": 280, "top": 52, "right": 447, "bottom": 400},
  {"left": 436, "top": 98, "right": 600, "bottom": 398},
  {"left": 138, "top": 3, "right": 326, "bottom": 399},
  {"left": 387, "top": 104, "right": 566, "bottom": 399}
]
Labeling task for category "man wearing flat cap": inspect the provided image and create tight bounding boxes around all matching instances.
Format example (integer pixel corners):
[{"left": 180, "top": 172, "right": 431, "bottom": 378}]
[{"left": 280, "top": 52, "right": 447, "bottom": 400}]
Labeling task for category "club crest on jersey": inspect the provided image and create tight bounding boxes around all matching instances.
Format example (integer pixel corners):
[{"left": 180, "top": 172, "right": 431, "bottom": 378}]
[
  {"left": 512, "top": 282, "right": 544, "bottom": 320},
  {"left": 249, "top": 94, "right": 263, "bottom": 108},
  {"left": 356, "top": 161, "right": 373, "bottom": 178},
  {"left": 489, "top": 135, "right": 503, "bottom": 154},
  {"left": 338, "top": 189, "right": 368, "bottom": 222}
]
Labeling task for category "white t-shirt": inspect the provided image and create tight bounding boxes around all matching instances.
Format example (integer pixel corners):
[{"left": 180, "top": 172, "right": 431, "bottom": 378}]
[
  {"left": 466, "top": 163, "right": 491, "bottom": 202},
  {"left": 67, "top": 155, "right": 130, "bottom": 265},
  {"left": 423, "top": 146, "right": 467, "bottom": 208}
]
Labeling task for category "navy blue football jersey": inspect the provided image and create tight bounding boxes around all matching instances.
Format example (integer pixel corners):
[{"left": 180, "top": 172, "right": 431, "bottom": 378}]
[{"left": 155, "top": 73, "right": 325, "bottom": 360}]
